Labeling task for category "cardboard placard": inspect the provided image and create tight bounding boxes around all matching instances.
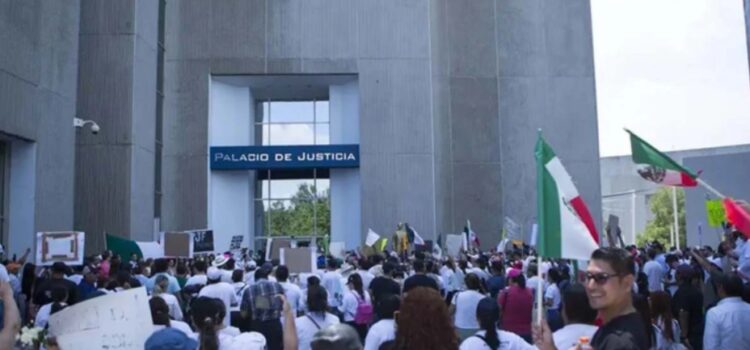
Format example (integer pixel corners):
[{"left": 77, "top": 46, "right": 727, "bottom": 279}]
[
  {"left": 268, "top": 238, "right": 291, "bottom": 262},
  {"left": 36, "top": 232, "right": 85, "bottom": 266},
  {"left": 48, "top": 287, "right": 153, "bottom": 350},
  {"left": 192, "top": 230, "right": 214, "bottom": 253},
  {"left": 280, "top": 247, "right": 316, "bottom": 274},
  {"left": 162, "top": 232, "right": 193, "bottom": 257}
]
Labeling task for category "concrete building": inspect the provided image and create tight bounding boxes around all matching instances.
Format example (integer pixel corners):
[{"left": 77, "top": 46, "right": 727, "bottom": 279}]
[
  {"left": 600, "top": 144, "right": 750, "bottom": 246},
  {"left": 1, "top": 1, "right": 602, "bottom": 255}
]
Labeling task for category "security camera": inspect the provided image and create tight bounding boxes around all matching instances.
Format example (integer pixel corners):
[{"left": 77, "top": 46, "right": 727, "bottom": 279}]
[{"left": 74, "top": 117, "right": 101, "bottom": 135}]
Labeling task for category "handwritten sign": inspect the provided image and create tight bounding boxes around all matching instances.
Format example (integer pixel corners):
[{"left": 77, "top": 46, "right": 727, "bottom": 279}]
[
  {"left": 36, "top": 232, "right": 85, "bottom": 266},
  {"left": 230, "top": 235, "right": 244, "bottom": 251},
  {"left": 48, "top": 287, "right": 153, "bottom": 350},
  {"left": 706, "top": 200, "right": 726, "bottom": 228}
]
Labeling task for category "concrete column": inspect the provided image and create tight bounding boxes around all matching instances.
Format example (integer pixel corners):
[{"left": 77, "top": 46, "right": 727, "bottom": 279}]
[{"left": 75, "top": 0, "right": 159, "bottom": 252}]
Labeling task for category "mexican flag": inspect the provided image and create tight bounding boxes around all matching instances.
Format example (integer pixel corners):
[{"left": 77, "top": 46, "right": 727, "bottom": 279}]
[
  {"left": 105, "top": 233, "right": 163, "bottom": 260},
  {"left": 627, "top": 130, "right": 699, "bottom": 187},
  {"left": 724, "top": 198, "right": 750, "bottom": 238},
  {"left": 536, "top": 134, "right": 599, "bottom": 260},
  {"left": 464, "top": 220, "right": 480, "bottom": 248}
]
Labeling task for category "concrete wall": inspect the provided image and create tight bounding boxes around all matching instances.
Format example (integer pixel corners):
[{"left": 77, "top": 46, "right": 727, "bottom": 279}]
[
  {"left": 0, "top": 1, "right": 80, "bottom": 256},
  {"left": 163, "top": 0, "right": 602, "bottom": 248},
  {"left": 600, "top": 144, "right": 750, "bottom": 245},
  {"left": 684, "top": 151, "right": 750, "bottom": 248},
  {"left": 75, "top": 0, "right": 158, "bottom": 252}
]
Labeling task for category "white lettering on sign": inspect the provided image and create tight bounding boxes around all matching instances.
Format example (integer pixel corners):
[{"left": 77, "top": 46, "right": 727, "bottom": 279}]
[{"left": 296, "top": 152, "right": 356, "bottom": 161}]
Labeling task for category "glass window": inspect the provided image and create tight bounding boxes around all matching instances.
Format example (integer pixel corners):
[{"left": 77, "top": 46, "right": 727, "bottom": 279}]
[
  {"left": 316, "top": 101, "right": 330, "bottom": 122},
  {"left": 254, "top": 100, "right": 331, "bottom": 238},
  {"left": 268, "top": 124, "right": 315, "bottom": 145},
  {"left": 270, "top": 101, "right": 314, "bottom": 123}
]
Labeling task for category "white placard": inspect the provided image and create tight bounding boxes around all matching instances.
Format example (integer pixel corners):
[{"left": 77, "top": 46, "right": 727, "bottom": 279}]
[
  {"left": 445, "top": 234, "right": 464, "bottom": 258},
  {"left": 365, "top": 229, "right": 380, "bottom": 247},
  {"left": 48, "top": 287, "right": 153, "bottom": 350},
  {"left": 36, "top": 232, "right": 85, "bottom": 266}
]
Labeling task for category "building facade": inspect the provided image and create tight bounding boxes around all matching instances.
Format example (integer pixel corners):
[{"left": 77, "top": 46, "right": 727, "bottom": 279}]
[{"left": 1, "top": 1, "right": 603, "bottom": 255}]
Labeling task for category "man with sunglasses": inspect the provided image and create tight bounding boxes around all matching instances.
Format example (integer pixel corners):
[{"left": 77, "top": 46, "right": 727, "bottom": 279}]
[{"left": 534, "top": 247, "right": 650, "bottom": 350}]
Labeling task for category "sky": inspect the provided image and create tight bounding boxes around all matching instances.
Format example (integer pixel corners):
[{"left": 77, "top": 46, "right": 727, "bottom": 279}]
[{"left": 591, "top": 0, "right": 750, "bottom": 157}]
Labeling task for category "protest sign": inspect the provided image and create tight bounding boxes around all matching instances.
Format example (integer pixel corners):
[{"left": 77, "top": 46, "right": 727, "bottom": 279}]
[
  {"left": 445, "top": 234, "right": 464, "bottom": 258},
  {"left": 706, "top": 199, "right": 726, "bottom": 228},
  {"left": 280, "top": 247, "right": 316, "bottom": 274},
  {"left": 162, "top": 232, "right": 193, "bottom": 257},
  {"left": 191, "top": 229, "right": 214, "bottom": 253},
  {"left": 365, "top": 229, "right": 380, "bottom": 247},
  {"left": 229, "top": 235, "right": 244, "bottom": 251},
  {"left": 48, "top": 287, "right": 152, "bottom": 350},
  {"left": 268, "top": 238, "right": 291, "bottom": 262},
  {"left": 36, "top": 232, "right": 85, "bottom": 266}
]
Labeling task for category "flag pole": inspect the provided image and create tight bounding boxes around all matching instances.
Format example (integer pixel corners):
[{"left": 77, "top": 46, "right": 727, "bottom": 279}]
[
  {"left": 697, "top": 178, "right": 725, "bottom": 199},
  {"left": 536, "top": 255, "right": 543, "bottom": 326},
  {"left": 671, "top": 187, "right": 679, "bottom": 249}
]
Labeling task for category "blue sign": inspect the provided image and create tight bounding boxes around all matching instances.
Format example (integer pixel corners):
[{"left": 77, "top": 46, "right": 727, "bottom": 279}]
[{"left": 210, "top": 144, "right": 360, "bottom": 170}]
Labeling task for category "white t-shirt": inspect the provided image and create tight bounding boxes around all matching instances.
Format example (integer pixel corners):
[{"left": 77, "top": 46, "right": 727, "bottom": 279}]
[
  {"left": 198, "top": 282, "right": 239, "bottom": 327},
  {"left": 553, "top": 323, "right": 598, "bottom": 350},
  {"left": 185, "top": 274, "right": 208, "bottom": 287},
  {"left": 467, "top": 267, "right": 490, "bottom": 281},
  {"left": 356, "top": 270, "right": 375, "bottom": 290},
  {"left": 295, "top": 313, "right": 340, "bottom": 350},
  {"left": 35, "top": 302, "right": 54, "bottom": 328},
  {"left": 66, "top": 274, "right": 83, "bottom": 285},
  {"left": 644, "top": 260, "right": 665, "bottom": 292},
  {"left": 340, "top": 290, "right": 372, "bottom": 322},
  {"left": 459, "top": 330, "right": 536, "bottom": 350},
  {"left": 364, "top": 319, "right": 396, "bottom": 350},
  {"left": 544, "top": 283, "right": 561, "bottom": 310},
  {"left": 452, "top": 290, "right": 485, "bottom": 329},
  {"left": 279, "top": 281, "right": 303, "bottom": 313},
  {"left": 170, "top": 320, "right": 194, "bottom": 336},
  {"left": 154, "top": 294, "right": 183, "bottom": 321},
  {"left": 321, "top": 271, "right": 344, "bottom": 307},
  {"left": 527, "top": 276, "right": 546, "bottom": 297}
]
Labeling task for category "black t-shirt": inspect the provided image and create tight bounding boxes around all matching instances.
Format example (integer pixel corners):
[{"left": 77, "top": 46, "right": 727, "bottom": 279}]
[
  {"left": 591, "top": 312, "right": 650, "bottom": 350},
  {"left": 671, "top": 283, "right": 704, "bottom": 337},
  {"left": 402, "top": 274, "right": 439, "bottom": 294},
  {"left": 33, "top": 278, "right": 80, "bottom": 306},
  {"left": 370, "top": 276, "right": 401, "bottom": 302}
]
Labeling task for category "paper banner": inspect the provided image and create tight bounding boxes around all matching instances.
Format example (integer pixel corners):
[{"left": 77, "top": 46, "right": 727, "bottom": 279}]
[
  {"left": 162, "top": 232, "right": 193, "bottom": 258},
  {"left": 445, "top": 234, "right": 464, "bottom": 258}
]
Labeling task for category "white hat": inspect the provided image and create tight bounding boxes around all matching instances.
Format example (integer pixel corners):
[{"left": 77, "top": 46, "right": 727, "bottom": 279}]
[
  {"left": 246, "top": 260, "right": 257, "bottom": 269},
  {"left": 213, "top": 255, "right": 229, "bottom": 267},
  {"left": 207, "top": 267, "right": 223, "bottom": 281},
  {"left": 226, "top": 332, "right": 266, "bottom": 350}
]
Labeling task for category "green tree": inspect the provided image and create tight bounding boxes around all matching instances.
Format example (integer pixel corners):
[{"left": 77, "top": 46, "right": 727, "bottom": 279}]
[
  {"left": 636, "top": 188, "right": 686, "bottom": 248},
  {"left": 266, "top": 183, "right": 330, "bottom": 237}
]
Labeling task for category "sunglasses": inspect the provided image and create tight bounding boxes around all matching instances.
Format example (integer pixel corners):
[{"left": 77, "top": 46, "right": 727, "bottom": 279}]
[{"left": 584, "top": 272, "right": 621, "bottom": 285}]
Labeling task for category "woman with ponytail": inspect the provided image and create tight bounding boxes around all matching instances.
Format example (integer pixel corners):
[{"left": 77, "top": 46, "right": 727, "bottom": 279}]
[
  {"left": 459, "top": 297, "right": 535, "bottom": 350},
  {"left": 191, "top": 296, "right": 224, "bottom": 350},
  {"left": 340, "top": 273, "right": 372, "bottom": 342},
  {"left": 149, "top": 297, "right": 193, "bottom": 336}
]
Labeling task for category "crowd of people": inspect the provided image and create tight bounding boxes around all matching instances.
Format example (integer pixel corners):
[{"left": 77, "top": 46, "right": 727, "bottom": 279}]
[{"left": 0, "top": 229, "right": 750, "bottom": 349}]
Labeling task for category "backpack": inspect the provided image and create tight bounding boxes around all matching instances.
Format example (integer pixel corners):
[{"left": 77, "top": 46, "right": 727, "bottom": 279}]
[{"left": 353, "top": 293, "right": 373, "bottom": 325}]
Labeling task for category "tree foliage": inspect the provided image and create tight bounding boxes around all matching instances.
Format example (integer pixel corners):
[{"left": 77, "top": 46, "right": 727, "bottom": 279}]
[
  {"left": 636, "top": 187, "right": 686, "bottom": 248},
  {"left": 266, "top": 183, "right": 330, "bottom": 237}
]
